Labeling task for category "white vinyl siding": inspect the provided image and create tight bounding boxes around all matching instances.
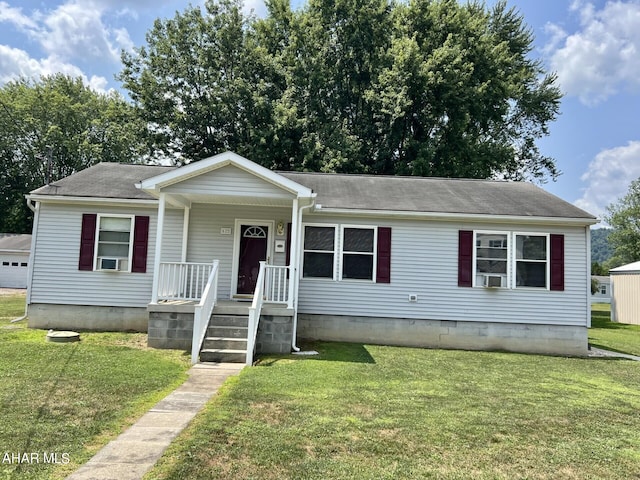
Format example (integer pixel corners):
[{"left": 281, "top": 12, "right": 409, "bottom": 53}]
[
  {"left": 29, "top": 203, "right": 160, "bottom": 308},
  {"left": 160, "top": 208, "right": 185, "bottom": 262},
  {"left": 297, "top": 216, "right": 589, "bottom": 327},
  {"left": 186, "top": 203, "right": 292, "bottom": 299},
  {"left": 162, "top": 164, "right": 295, "bottom": 199}
]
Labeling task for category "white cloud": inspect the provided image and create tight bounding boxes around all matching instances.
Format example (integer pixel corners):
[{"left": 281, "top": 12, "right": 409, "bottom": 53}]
[
  {"left": 0, "top": 44, "right": 109, "bottom": 93},
  {"left": 0, "top": 1, "right": 38, "bottom": 31},
  {"left": 40, "top": 0, "right": 133, "bottom": 63},
  {"left": 575, "top": 141, "right": 640, "bottom": 220},
  {"left": 0, "top": 0, "right": 137, "bottom": 92},
  {"left": 547, "top": 1, "right": 640, "bottom": 105}
]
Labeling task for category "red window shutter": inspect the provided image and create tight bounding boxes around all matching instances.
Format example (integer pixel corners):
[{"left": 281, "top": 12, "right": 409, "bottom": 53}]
[
  {"left": 285, "top": 222, "right": 292, "bottom": 278},
  {"left": 285, "top": 223, "right": 292, "bottom": 266},
  {"left": 550, "top": 234, "right": 564, "bottom": 291},
  {"left": 78, "top": 214, "right": 97, "bottom": 271},
  {"left": 376, "top": 227, "right": 392, "bottom": 283},
  {"left": 131, "top": 216, "right": 150, "bottom": 273},
  {"left": 458, "top": 230, "right": 473, "bottom": 287}
]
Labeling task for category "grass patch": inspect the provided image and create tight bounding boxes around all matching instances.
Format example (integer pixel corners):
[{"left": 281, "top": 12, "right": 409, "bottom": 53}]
[
  {"left": 149, "top": 341, "right": 640, "bottom": 480},
  {"left": 149, "top": 306, "right": 640, "bottom": 480},
  {"left": 0, "top": 294, "right": 191, "bottom": 480},
  {"left": 589, "top": 303, "right": 640, "bottom": 357}
]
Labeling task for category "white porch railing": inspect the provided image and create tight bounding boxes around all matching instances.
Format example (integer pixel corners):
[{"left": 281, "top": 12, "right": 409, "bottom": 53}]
[
  {"left": 246, "top": 261, "right": 266, "bottom": 366},
  {"left": 246, "top": 263, "right": 291, "bottom": 366},
  {"left": 157, "top": 262, "right": 214, "bottom": 302},
  {"left": 264, "top": 264, "right": 290, "bottom": 304},
  {"left": 191, "top": 260, "right": 220, "bottom": 364}
]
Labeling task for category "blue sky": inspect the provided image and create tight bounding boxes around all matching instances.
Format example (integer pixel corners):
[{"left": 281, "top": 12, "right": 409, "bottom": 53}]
[{"left": 1, "top": 0, "right": 639, "bottom": 225}]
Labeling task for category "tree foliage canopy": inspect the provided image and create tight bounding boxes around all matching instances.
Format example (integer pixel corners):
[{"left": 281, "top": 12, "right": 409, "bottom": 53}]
[
  {"left": 605, "top": 178, "right": 640, "bottom": 269},
  {"left": 120, "top": 0, "right": 561, "bottom": 179},
  {"left": 0, "top": 74, "right": 146, "bottom": 233}
]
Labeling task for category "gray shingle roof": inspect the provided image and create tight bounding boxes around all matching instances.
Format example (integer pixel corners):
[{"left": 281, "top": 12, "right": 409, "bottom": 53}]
[
  {"left": 0, "top": 234, "right": 31, "bottom": 251},
  {"left": 279, "top": 172, "right": 595, "bottom": 219},
  {"left": 29, "top": 162, "right": 595, "bottom": 220},
  {"left": 30, "top": 163, "right": 176, "bottom": 200}
]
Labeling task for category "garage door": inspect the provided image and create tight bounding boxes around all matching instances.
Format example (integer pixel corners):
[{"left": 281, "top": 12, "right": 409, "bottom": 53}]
[{"left": 0, "top": 255, "right": 29, "bottom": 288}]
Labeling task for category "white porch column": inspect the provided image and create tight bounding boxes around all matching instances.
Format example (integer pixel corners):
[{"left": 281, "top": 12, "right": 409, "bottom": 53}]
[
  {"left": 287, "top": 198, "right": 299, "bottom": 309},
  {"left": 181, "top": 205, "right": 190, "bottom": 263},
  {"left": 151, "top": 192, "right": 166, "bottom": 304}
]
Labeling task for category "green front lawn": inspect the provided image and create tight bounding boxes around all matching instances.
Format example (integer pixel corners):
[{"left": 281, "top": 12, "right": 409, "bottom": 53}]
[
  {"left": 150, "top": 343, "right": 640, "bottom": 479},
  {"left": 589, "top": 303, "right": 640, "bottom": 357},
  {"left": 0, "top": 294, "right": 191, "bottom": 480}
]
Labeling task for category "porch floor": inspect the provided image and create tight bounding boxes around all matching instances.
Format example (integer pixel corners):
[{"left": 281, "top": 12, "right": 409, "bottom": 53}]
[{"left": 148, "top": 299, "right": 294, "bottom": 317}]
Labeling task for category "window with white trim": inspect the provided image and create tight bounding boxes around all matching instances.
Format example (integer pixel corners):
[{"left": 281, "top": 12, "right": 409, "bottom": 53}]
[
  {"left": 302, "top": 225, "right": 337, "bottom": 279},
  {"left": 341, "top": 226, "right": 376, "bottom": 280},
  {"left": 473, "top": 231, "right": 551, "bottom": 289},
  {"left": 515, "top": 234, "right": 548, "bottom": 288},
  {"left": 475, "top": 232, "right": 508, "bottom": 287},
  {"left": 96, "top": 215, "right": 133, "bottom": 271}
]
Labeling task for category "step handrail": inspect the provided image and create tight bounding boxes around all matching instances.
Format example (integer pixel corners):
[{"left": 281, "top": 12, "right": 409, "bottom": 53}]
[
  {"left": 246, "top": 261, "right": 267, "bottom": 366},
  {"left": 191, "top": 260, "right": 219, "bottom": 364}
]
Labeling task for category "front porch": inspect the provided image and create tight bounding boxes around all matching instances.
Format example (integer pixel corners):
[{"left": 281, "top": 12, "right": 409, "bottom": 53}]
[
  {"left": 149, "top": 261, "right": 295, "bottom": 365},
  {"left": 148, "top": 298, "right": 294, "bottom": 363},
  {"left": 137, "top": 152, "right": 316, "bottom": 365}
]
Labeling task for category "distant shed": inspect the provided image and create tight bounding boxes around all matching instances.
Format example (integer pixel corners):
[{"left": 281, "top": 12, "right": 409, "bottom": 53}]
[
  {"left": 610, "top": 261, "right": 640, "bottom": 325},
  {"left": 0, "top": 234, "right": 32, "bottom": 288}
]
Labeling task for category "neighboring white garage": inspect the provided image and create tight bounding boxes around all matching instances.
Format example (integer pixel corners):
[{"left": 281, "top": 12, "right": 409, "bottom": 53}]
[{"left": 0, "top": 234, "right": 32, "bottom": 288}]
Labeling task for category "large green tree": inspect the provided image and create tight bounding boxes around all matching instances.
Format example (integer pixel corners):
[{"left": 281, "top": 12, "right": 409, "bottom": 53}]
[
  {"left": 120, "top": 0, "right": 561, "bottom": 181},
  {"left": 120, "top": 0, "right": 286, "bottom": 168},
  {"left": 0, "top": 74, "right": 146, "bottom": 233},
  {"left": 605, "top": 178, "right": 640, "bottom": 269}
]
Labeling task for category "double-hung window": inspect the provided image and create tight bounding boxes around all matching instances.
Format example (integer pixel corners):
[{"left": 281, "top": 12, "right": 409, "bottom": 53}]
[
  {"left": 303, "top": 225, "right": 337, "bottom": 279},
  {"left": 96, "top": 215, "right": 134, "bottom": 271},
  {"left": 515, "top": 234, "right": 548, "bottom": 288},
  {"left": 341, "top": 227, "right": 376, "bottom": 281},
  {"left": 475, "top": 232, "right": 508, "bottom": 287}
]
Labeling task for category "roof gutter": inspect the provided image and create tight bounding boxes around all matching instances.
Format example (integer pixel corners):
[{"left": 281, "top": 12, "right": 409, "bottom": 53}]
[
  {"left": 308, "top": 207, "right": 598, "bottom": 226},
  {"left": 26, "top": 194, "right": 159, "bottom": 207}
]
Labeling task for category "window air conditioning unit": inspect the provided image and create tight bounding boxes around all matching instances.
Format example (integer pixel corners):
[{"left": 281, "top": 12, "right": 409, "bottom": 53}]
[
  {"left": 484, "top": 275, "right": 502, "bottom": 288},
  {"left": 99, "top": 257, "right": 121, "bottom": 271}
]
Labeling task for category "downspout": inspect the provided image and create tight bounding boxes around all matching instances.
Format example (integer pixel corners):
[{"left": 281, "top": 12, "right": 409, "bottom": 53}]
[
  {"left": 12, "top": 198, "right": 38, "bottom": 323},
  {"left": 291, "top": 201, "right": 315, "bottom": 352},
  {"left": 586, "top": 226, "right": 592, "bottom": 329}
]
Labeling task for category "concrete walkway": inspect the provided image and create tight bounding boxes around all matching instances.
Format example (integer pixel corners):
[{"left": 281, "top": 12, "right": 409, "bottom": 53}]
[
  {"left": 588, "top": 346, "right": 640, "bottom": 361},
  {"left": 67, "top": 362, "right": 244, "bottom": 480}
]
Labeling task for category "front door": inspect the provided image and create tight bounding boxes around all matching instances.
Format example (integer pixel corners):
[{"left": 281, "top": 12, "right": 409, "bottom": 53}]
[{"left": 236, "top": 225, "right": 269, "bottom": 294}]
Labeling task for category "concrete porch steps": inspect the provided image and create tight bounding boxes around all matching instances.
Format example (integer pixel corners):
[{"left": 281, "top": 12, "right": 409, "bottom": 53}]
[
  {"left": 199, "top": 314, "right": 249, "bottom": 363},
  {"left": 200, "top": 348, "right": 246, "bottom": 363}
]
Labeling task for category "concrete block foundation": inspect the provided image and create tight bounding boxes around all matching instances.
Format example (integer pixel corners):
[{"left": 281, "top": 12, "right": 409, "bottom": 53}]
[
  {"left": 147, "top": 310, "right": 194, "bottom": 350},
  {"left": 256, "top": 315, "right": 293, "bottom": 354},
  {"left": 28, "top": 304, "right": 148, "bottom": 332},
  {"left": 297, "top": 314, "right": 588, "bottom": 356}
]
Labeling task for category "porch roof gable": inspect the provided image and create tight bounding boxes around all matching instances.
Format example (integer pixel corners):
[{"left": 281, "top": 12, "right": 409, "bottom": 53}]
[{"left": 138, "top": 151, "right": 314, "bottom": 200}]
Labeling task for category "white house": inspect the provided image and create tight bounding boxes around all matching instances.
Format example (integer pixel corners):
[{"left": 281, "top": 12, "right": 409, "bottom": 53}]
[
  {"left": 610, "top": 262, "right": 640, "bottom": 325},
  {"left": 591, "top": 275, "right": 611, "bottom": 304},
  {"left": 25, "top": 152, "right": 597, "bottom": 362},
  {"left": 0, "top": 234, "right": 32, "bottom": 288}
]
